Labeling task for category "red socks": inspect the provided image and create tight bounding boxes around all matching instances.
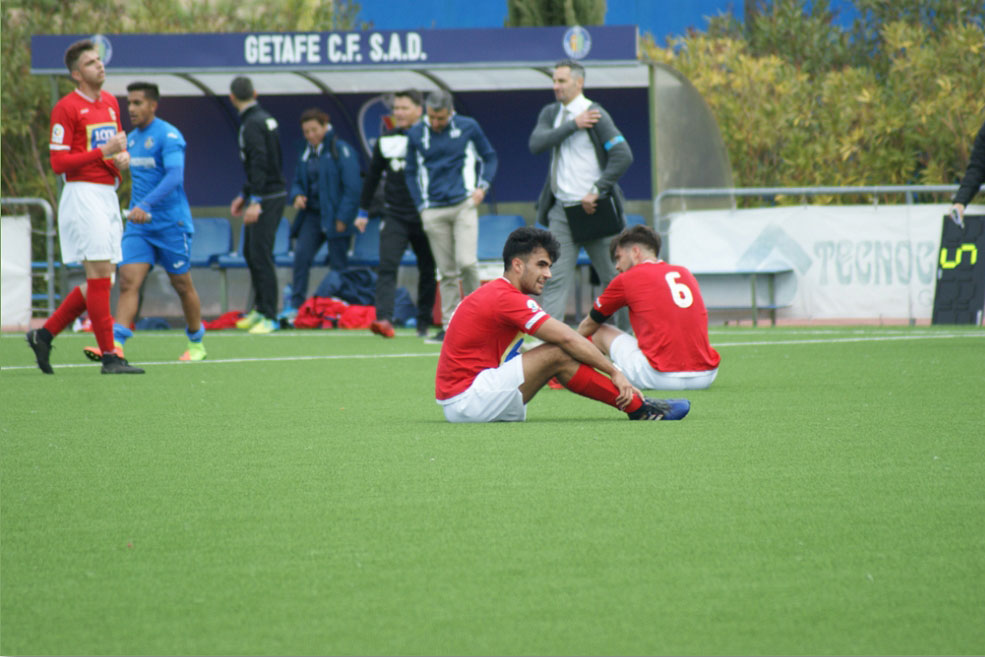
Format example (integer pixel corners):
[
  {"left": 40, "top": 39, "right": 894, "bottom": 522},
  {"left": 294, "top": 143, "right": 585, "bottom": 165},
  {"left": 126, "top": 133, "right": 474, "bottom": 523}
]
[
  {"left": 564, "top": 364, "right": 643, "bottom": 413},
  {"left": 84, "top": 277, "right": 115, "bottom": 353},
  {"left": 43, "top": 285, "right": 87, "bottom": 337}
]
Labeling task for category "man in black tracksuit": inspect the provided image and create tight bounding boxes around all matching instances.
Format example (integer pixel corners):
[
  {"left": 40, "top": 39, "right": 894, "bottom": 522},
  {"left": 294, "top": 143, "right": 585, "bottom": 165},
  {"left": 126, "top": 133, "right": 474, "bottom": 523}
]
[
  {"left": 358, "top": 89, "right": 436, "bottom": 338},
  {"left": 228, "top": 76, "right": 286, "bottom": 333},
  {"left": 952, "top": 118, "right": 985, "bottom": 225}
]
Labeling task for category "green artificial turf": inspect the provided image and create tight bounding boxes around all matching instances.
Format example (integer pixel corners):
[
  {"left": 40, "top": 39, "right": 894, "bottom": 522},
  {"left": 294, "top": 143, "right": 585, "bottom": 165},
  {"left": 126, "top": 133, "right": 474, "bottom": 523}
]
[{"left": 1, "top": 326, "right": 983, "bottom": 655}]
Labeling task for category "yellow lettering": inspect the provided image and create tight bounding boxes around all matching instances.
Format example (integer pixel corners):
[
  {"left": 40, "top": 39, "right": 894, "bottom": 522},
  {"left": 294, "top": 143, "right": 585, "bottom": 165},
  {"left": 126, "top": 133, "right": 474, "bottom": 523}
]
[{"left": 939, "top": 244, "right": 978, "bottom": 269}]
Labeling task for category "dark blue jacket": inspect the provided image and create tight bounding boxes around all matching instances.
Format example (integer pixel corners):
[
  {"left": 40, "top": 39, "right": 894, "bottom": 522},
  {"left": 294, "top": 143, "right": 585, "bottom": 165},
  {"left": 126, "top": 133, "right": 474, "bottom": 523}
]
[
  {"left": 289, "top": 129, "right": 361, "bottom": 236},
  {"left": 404, "top": 113, "right": 497, "bottom": 211}
]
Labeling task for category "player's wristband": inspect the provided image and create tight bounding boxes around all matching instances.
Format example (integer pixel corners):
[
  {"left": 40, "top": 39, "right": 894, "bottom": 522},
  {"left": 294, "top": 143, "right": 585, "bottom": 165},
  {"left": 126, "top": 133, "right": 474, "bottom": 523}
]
[
  {"left": 248, "top": 195, "right": 262, "bottom": 205},
  {"left": 357, "top": 209, "right": 368, "bottom": 219}
]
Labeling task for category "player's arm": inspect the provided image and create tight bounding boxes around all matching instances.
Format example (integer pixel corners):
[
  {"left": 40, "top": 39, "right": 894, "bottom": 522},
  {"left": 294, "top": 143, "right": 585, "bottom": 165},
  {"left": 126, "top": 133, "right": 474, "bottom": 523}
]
[
  {"left": 49, "top": 116, "right": 125, "bottom": 174},
  {"left": 533, "top": 316, "right": 637, "bottom": 404},
  {"left": 133, "top": 147, "right": 185, "bottom": 214},
  {"left": 576, "top": 313, "right": 602, "bottom": 337},
  {"left": 577, "top": 278, "right": 623, "bottom": 337},
  {"left": 50, "top": 146, "right": 105, "bottom": 174}
]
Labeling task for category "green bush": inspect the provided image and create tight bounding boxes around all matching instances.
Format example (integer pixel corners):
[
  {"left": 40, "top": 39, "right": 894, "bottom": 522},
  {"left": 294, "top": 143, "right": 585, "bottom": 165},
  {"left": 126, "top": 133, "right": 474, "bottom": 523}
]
[{"left": 643, "top": 1, "right": 985, "bottom": 202}]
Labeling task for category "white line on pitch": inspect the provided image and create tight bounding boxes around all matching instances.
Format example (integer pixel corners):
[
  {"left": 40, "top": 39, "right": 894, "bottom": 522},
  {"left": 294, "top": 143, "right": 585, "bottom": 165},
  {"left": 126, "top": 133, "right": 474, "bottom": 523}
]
[{"left": 3, "top": 332, "right": 982, "bottom": 372}]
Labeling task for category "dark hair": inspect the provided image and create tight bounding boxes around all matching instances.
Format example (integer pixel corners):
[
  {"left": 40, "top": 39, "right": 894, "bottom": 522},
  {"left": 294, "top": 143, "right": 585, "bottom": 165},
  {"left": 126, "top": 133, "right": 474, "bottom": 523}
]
[
  {"left": 394, "top": 88, "right": 423, "bottom": 106},
  {"left": 610, "top": 224, "right": 662, "bottom": 261},
  {"left": 425, "top": 89, "right": 453, "bottom": 112},
  {"left": 230, "top": 76, "right": 255, "bottom": 101},
  {"left": 64, "top": 39, "right": 96, "bottom": 73},
  {"left": 126, "top": 81, "right": 160, "bottom": 102},
  {"left": 555, "top": 58, "right": 586, "bottom": 81},
  {"left": 299, "top": 108, "right": 330, "bottom": 125},
  {"left": 503, "top": 226, "right": 560, "bottom": 270}
]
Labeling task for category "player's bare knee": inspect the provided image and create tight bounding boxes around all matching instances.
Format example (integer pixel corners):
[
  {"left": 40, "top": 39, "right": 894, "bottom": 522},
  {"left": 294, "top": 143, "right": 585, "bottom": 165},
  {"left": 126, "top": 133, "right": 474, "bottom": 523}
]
[
  {"left": 169, "top": 273, "right": 193, "bottom": 295},
  {"left": 118, "top": 273, "right": 141, "bottom": 294}
]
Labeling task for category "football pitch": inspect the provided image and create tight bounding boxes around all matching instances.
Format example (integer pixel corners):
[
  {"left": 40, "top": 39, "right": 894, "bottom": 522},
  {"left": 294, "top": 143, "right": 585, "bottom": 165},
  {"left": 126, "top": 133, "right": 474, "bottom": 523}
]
[{"left": 1, "top": 325, "right": 983, "bottom": 655}]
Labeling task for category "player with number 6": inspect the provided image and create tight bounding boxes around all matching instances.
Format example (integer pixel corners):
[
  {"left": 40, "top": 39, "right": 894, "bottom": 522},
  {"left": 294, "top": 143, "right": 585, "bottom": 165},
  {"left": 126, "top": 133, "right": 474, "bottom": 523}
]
[{"left": 576, "top": 224, "right": 720, "bottom": 390}]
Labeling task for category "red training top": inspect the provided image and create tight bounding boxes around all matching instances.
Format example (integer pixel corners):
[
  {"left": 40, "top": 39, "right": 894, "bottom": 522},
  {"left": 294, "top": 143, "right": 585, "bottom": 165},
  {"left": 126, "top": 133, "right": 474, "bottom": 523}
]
[
  {"left": 436, "top": 277, "right": 551, "bottom": 400},
  {"left": 593, "top": 260, "right": 721, "bottom": 372},
  {"left": 49, "top": 89, "right": 123, "bottom": 185}
]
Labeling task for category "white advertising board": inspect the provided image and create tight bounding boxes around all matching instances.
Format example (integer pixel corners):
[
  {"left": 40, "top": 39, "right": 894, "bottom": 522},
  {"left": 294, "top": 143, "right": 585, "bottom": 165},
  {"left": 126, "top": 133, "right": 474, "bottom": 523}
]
[
  {"left": 1, "top": 215, "right": 32, "bottom": 329},
  {"left": 667, "top": 204, "right": 985, "bottom": 320}
]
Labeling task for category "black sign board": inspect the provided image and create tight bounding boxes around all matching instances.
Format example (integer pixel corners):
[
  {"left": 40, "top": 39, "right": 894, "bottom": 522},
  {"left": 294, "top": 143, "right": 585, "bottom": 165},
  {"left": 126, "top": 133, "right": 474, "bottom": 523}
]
[{"left": 932, "top": 215, "right": 985, "bottom": 325}]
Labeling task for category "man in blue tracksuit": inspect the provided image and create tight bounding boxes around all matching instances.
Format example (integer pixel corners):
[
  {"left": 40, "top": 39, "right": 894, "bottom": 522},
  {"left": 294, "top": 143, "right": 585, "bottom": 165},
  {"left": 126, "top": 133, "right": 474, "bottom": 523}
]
[
  {"left": 405, "top": 89, "right": 498, "bottom": 343},
  {"left": 287, "top": 108, "right": 362, "bottom": 312}
]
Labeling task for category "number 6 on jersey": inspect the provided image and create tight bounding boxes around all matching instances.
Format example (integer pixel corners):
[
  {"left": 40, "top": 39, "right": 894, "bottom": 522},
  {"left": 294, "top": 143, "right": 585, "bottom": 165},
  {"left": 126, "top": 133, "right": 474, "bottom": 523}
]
[{"left": 665, "top": 271, "right": 694, "bottom": 308}]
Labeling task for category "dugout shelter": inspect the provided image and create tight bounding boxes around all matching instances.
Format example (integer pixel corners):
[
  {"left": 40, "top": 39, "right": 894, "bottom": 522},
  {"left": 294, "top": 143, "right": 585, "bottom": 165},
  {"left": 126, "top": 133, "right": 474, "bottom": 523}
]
[{"left": 30, "top": 25, "right": 733, "bottom": 223}]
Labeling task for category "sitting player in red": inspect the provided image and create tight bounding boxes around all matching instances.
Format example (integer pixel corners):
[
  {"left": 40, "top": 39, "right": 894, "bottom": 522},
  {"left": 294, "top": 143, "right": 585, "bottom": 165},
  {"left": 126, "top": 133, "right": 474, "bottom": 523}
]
[
  {"left": 577, "top": 224, "right": 720, "bottom": 390},
  {"left": 434, "top": 225, "right": 689, "bottom": 422}
]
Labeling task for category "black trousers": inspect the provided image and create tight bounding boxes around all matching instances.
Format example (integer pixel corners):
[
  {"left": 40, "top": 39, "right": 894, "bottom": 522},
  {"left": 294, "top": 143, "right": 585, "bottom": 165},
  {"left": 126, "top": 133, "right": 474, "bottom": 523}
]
[
  {"left": 290, "top": 210, "right": 351, "bottom": 309},
  {"left": 243, "top": 195, "right": 286, "bottom": 320},
  {"left": 376, "top": 215, "right": 436, "bottom": 326}
]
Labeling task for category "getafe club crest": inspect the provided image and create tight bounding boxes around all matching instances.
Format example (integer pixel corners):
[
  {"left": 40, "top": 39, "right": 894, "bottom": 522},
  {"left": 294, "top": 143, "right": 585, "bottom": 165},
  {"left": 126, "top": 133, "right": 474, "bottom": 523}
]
[
  {"left": 562, "top": 25, "right": 591, "bottom": 59},
  {"left": 91, "top": 34, "right": 113, "bottom": 65},
  {"left": 358, "top": 94, "right": 396, "bottom": 158},
  {"left": 144, "top": 137, "right": 154, "bottom": 150}
]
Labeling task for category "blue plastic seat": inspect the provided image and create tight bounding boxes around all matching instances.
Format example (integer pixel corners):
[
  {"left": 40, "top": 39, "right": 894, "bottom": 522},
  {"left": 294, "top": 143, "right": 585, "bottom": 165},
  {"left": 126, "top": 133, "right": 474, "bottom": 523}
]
[
  {"left": 214, "top": 217, "right": 289, "bottom": 312},
  {"left": 217, "top": 217, "right": 290, "bottom": 269},
  {"left": 626, "top": 213, "right": 646, "bottom": 227},
  {"left": 477, "top": 214, "right": 525, "bottom": 261},
  {"left": 190, "top": 217, "right": 232, "bottom": 268},
  {"left": 400, "top": 248, "right": 417, "bottom": 267}
]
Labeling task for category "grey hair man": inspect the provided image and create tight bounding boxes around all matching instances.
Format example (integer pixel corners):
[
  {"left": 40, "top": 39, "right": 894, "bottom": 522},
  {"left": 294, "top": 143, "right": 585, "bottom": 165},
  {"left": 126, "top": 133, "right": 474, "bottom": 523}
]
[
  {"left": 529, "top": 58, "right": 632, "bottom": 330},
  {"left": 405, "top": 89, "right": 499, "bottom": 343}
]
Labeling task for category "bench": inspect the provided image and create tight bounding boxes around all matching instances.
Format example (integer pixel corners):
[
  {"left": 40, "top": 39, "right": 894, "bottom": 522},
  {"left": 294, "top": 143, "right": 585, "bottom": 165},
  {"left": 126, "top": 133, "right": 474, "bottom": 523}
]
[{"left": 692, "top": 267, "right": 793, "bottom": 327}]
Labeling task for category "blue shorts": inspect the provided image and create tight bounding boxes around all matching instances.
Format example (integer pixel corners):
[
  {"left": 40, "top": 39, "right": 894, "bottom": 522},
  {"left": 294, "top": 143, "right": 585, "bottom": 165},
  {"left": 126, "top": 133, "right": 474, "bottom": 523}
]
[{"left": 121, "top": 228, "right": 193, "bottom": 275}]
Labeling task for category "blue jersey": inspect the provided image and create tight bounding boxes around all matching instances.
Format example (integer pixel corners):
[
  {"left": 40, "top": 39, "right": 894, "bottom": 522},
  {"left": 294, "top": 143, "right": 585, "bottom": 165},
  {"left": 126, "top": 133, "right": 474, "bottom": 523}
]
[{"left": 127, "top": 118, "right": 193, "bottom": 234}]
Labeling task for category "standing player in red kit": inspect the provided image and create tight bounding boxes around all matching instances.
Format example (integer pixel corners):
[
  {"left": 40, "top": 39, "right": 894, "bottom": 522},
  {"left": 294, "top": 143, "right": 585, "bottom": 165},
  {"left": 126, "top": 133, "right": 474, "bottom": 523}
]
[
  {"left": 26, "top": 39, "right": 143, "bottom": 374},
  {"left": 434, "top": 226, "right": 689, "bottom": 422},
  {"left": 577, "top": 225, "right": 720, "bottom": 390}
]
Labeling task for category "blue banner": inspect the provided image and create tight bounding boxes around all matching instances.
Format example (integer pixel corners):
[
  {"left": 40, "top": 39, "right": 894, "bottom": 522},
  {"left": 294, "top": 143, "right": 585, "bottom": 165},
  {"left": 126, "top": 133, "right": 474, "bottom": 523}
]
[{"left": 31, "top": 26, "right": 638, "bottom": 73}]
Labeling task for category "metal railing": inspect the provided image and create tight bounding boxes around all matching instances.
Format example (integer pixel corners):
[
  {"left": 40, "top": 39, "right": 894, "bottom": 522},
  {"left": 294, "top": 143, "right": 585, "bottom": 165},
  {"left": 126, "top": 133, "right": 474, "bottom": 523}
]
[
  {"left": 1, "top": 197, "right": 57, "bottom": 315},
  {"left": 655, "top": 184, "right": 960, "bottom": 225}
]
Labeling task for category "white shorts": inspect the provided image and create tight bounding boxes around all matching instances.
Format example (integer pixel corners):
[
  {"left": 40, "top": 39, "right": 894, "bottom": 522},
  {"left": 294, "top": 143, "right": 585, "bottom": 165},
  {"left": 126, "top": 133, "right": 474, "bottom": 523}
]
[
  {"left": 609, "top": 333, "right": 718, "bottom": 391},
  {"left": 57, "top": 181, "right": 123, "bottom": 264},
  {"left": 438, "top": 355, "right": 526, "bottom": 423}
]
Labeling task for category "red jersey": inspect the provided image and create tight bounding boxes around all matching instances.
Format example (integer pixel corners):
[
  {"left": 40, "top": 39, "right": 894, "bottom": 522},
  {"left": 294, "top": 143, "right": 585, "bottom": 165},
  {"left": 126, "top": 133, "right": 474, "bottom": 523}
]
[
  {"left": 593, "top": 260, "right": 721, "bottom": 372},
  {"left": 49, "top": 89, "right": 123, "bottom": 185},
  {"left": 436, "top": 278, "right": 551, "bottom": 400}
]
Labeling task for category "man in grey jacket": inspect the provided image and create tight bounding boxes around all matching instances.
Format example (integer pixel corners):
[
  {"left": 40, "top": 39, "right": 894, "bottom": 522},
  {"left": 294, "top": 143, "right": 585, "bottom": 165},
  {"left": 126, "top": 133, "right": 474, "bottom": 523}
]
[{"left": 529, "top": 59, "right": 631, "bottom": 330}]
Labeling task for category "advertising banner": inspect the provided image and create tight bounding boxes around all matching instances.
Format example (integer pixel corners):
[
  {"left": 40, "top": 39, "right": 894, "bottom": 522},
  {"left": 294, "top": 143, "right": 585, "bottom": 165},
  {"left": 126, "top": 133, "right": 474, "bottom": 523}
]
[
  {"left": 31, "top": 26, "right": 638, "bottom": 73},
  {"left": 668, "top": 204, "right": 985, "bottom": 320}
]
